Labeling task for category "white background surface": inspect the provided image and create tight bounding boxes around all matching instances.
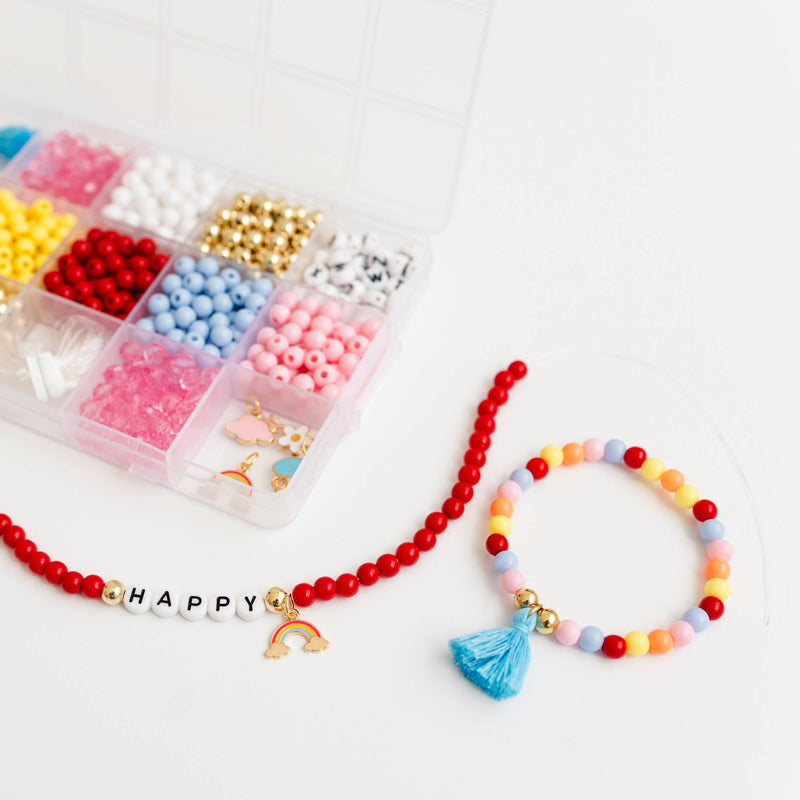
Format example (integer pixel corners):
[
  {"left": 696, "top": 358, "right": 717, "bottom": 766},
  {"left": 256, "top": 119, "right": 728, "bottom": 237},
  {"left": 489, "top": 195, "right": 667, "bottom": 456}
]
[{"left": 1, "top": 2, "right": 798, "bottom": 798}]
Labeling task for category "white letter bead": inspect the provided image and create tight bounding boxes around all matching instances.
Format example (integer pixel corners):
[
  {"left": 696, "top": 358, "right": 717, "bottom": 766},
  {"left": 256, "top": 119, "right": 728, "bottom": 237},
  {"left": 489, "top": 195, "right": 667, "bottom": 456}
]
[
  {"left": 329, "top": 263, "right": 356, "bottom": 286},
  {"left": 123, "top": 585, "right": 152, "bottom": 615},
  {"left": 236, "top": 593, "right": 265, "bottom": 621},
  {"left": 303, "top": 264, "right": 330, "bottom": 287},
  {"left": 364, "top": 289, "right": 388, "bottom": 309},
  {"left": 180, "top": 593, "right": 208, "bottom": 621},
  {"left": 151, "top": 588, "right": 180, "bottom": 618},
  {"left": 208, "top": 594, "right": 237, "bottom": 622}
]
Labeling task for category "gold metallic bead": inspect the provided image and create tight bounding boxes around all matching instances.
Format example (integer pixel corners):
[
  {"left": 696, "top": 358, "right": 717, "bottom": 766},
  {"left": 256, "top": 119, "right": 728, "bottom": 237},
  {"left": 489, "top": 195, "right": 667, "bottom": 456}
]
[
  {"left": 231, "top": 246, "right": 251, "bottom": 263},
  {"left": 535, "top": 608, "right": 559, "bottom": 634},
  {"left": 264, "top": 587, "right": 288, "bottom": 614},
  {"left": 271, "top": 234, "right": 288, "bottom": 251},
  {"left": 291, "top": 234, "right": 309, "bottom": 250},
  {"left": 279, "top": 221, "right": 296, "bottom": 237},
  {"left": 232, "top": 192, "right": 251, "bottom": 211},
  {"left": 242, "top": 228, "right": 263, "bottom": 249},
  {"left": 250, "top": 251, "right": 266, "bottom": 269},
  {"left": 214, "top": 207, "right": 233, "bottom": 223},
  {"left": 232, "top": 211, "right": 254, "bottom": 230},
  {"left": 282, "top": 206, "right": 296, "bottom": 221},
  {"left": 309, "top": 210, "right": 323, "bottom": 226},
  {"left": 249, "top": 193, "right": 272, "bottom": 215},
  {"left": 211, "top": 244, "right": 231, "bottom": 259},
  {"left": 514, "top": 588, "right": 539, "bottom": 609},
  {"left": 287, "top": 253, "right": 297, "bottom": 264},
  {"left": 267, "top": 252, "right": 283, "bottom": 269},
  {"left": 271, "top": 199, "right": 287, "bottom": 217},
  {"left": 201, "top": 222, "right": 221, "bottom": 241},
  {"left": 195, "top": 240, "right": 211, "bottom": 253},
  {"left": 294, "top": 207, "right": 308, "bottom": 224},
  {"left": 256, "top": 214, "right": 273, "bottom": 232},
  {"left": 102, "top": 580, "right": 125, "bottom": 605},
  {"left": 221, "top": 227, "right": 242, "bottom": 247}
]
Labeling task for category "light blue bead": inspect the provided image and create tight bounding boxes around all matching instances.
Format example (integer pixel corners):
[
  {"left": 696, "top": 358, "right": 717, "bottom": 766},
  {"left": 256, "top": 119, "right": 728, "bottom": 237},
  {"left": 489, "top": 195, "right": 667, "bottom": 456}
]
[
  {"left": 165, "top": 328, "right": 185, "bottom": 342},
  {"left": 136, "top": 317, "right": 155, "bottom": 332},
  {"left": 182, "top": 272, "right": 205, "bottom": 294},
  {"left": 209, "top": 325, "right": 233, "bottom": 348},
  {"left": 203, "top": 276, "right": 225, "bottom": 297},
  {"left": 147, "top": 293, "right": 170, "bottom": 315},
  {"left": 188, "top": 319, "right": 209, "bottom": 338},
  {"left": 220, "top": 267, "right": 241, "bottom": 288},
  {"left": 578, "top": 625, "right": 604, "bottom": 652},
  {"left": 196, "top": 257, "right": 220, "bottom": 277},
  {"left": 604, "top": 439, "right": 626, "bottom": 463},
  {"left": 184, "top": 331, "right": 206, "bottom": 350},
  {"left": 161, "top": 273, "right": 182, "bottom": 294},
  {"left": 212, "top": 292, "right": 233, "bottom": 313},
  {"left": 203, "top": 344, "right": 221, "bottom": 357},
  {"left": 170, "top": 288, "right": 192, "bottom": 308},
  {"left": 208, "top": 312, "right": 230, "bottom": 328},
  {"left": 174, "top": 256, "right": 196, "bottom": 276},
  {"left": 493, "top": 551, "right": 518, "bottom": 574},
  {"left": 191, "top": 294, "right": 214, "bottom": 319},
  {"left": 699, "top": 519, "right": 725, "bottom": 542},
  {"left": 231, "top": 328, "right": 242, "bottom": 342},
  {"left": 154, "top": 311, "right": 176, "bottom": 334},
  {"left": 682, "top": 607, "right": 710, "bottom": 632},
  {"left": 244, "top": 292, "right": 266, "bottom": 313},
  {"left": 229, "top": 283, "right": 251, "bottom": 306},
  {"left": 220, "top": 342, "right": 237, "bottom": 359},
  {"left": 174, "top": 305, "right": 197, "bottom": 329},
  {"left": 252, "top": 278, "right": 273, "bottom": 296},
  {"left": 510, "top": 467, "right": 533, "bottom": 490},
  {"left": 233, "top": 308, "right": 255, "bottom": 332}
]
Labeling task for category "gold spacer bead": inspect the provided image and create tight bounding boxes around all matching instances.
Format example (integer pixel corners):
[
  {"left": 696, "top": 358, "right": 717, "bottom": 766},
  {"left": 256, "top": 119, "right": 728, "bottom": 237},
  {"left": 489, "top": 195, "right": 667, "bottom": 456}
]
[
  {"left": 249, "top": 193, "right": 272, "bottom": 215},
  {"left": 102, "top": 580, "right": 125, "bottom": 605},
  {"left": 201, "top": 222, "right": 220, "bottom": 241},
  {"left": 514, "top": 588, "right": 539, "bottom": 609},
  {"left": 231, "top": 246, "right": 251, "bottom": 263},
  {"left": 214, "top": 207, "right": 233, "bottom": 223},
  {"left": 221, "top": 227, "right": 242, "bottom": 247},
  {"left": 210, "top": 244, "right": 231, "bottom": 259},
  {"left": 280, "top": 221, "right": 296, "bottom": 237},
  {"left": 264, "top": 587, "right": 288, "bottom": 614},
  {"left": 242, "top": 228, "right": 263, "bottom": 249},
  {"left": 195, "top": 240, "right": 211, "bottom": 253},
  {"left": 256, "top": 214, "right": 274, "bottom": 232},
  {"left": 232, "top": 192, "right": 252, "bottom": 211},
  {"left": 535, "top": 608, "right": 559, "bottom": 635},
  {"left": 232, "top": 211, "right": 254, "bottom": 230}
]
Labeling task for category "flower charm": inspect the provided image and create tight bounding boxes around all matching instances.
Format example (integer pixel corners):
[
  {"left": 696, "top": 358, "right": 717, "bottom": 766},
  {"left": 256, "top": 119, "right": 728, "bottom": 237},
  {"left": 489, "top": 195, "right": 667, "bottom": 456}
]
[{"left": 278, "top": 424, "right": 311, "bottom": 455}]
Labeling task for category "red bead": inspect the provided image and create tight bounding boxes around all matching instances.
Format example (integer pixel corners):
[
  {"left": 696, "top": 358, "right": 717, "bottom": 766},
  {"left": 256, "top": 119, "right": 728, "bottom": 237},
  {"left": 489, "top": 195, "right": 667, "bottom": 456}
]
[
  {"left": 81, "top": 574, "right": 104, "bottom": 599},
  {"left": 104, "top": 253, "right": 125, "bottom": 273},
  {"left": 86, "top": 227, "right": 105, "bottom": 243},
  {"left": 103, "top": 292, "right": 126, "bottom": 314},
  {"left": 485, "top": 533, "right": 509, "bottom": 555},
  {"left": 336, "top": 573, "right": 359, "bottom": 598},
  {"left": 85, "top": 297, "right": 103, "bottom": 312},
  {"left": 85, "top": 257, "right": 107, "bottom": 279},
  {"left": 0, "top": 514, "right": 10, "bottom": 528},
  {"left": 413, "top": 528, "right": 437, "bottom": 551},
  {"left": 356, "top": 562, "right": 380, "bottom": 586},
  {"left": 150, "top": 253, "right": 169, "bottom": 271},
  {"left": 136, "top": 238, "right": 157, "bottom": 256},
  {"left": 469, "top": 431, "right": 491, "bottom": 451},
  {"left": 487, "top": 386, "right": 508, "bottom": 405},
  {"left": 451, "top": 482, "right": 474, "bottom": 503},
  {"left": 94, "top": 277, "right": 115, "bottom": 298},
  {"left": 396, "top": 542, "right": 419, "bottom": 566},
  {"left": 494, "top": 370, "right": 515, "bottom": 389},
  {"left": 54, "top": 285, "right": 74, "bottom": 301},
  {"left": 102, "top": 230, "right": 118, "bottom": 241},
  {"left": 115, "top": 269, "right": 135, "bottom": 291},
  {"left": 93, "top": 238, "right": 117, "bottom": 259},
  {"left": 693, "top": 499, "right": 718, "bottom": 522},
  {"left": 71, "top": 240, "right": 92, "bottom": 261},
  {"left": 474, "top": 415, "right": 496, "bottom": 434},
  {"left": 62, "top": 571, "right": 83, "bottom": 594},
  {"left": 63, "top": 265, "right": 86, "bottom": 285},
  {"left": 508, "top": 360, "right": 527, "bottom": 379},
  {"left": 128, "top": 255, "right": 150, "bottom": 272},
  {"left": 442, "top": 497, "right": 464, "bottom": 520},
  {"left": 458, "top": 464, "right": 481, "bottom": 485},
  {"left": 464, "top": 448, "right": 486, "bottom": 468},
  {"left": 57, "top": 254, "right": 77, "bottom": 272},
  {"left": 623, "top": 446, "right": 647, "bottom": 469},
  {"left": 699, "top": 595, "right": 725, "bottom": 620},
  {"left": 313, "top": 576, "right": 337, "bottom": 601},
  {"left": 116, "top": 235, "right": 135, "bottom": 255},
  {"left": 292, "top": 583, "right": 315, "bottom": 607},
  {"left": 376, "top": 553, "right": 400, "bottom": 577},
  {"left": 477, "top": 399, "right": 498, "bottom": 417},
  {"left": 44, "top": 560, "right": 67, "bottom": 585},
  {"left": 43, "top": 271, "right": 63, "bottom": 291},
  {"left": 425, "top": 512, "right": 448, "bottom": 534},
  {"left": 2, "top": 524, "right": 25, "bottom": 548},
  {"left": 73, "top": 281, "right": 94, "bottom": 304},
  {"left": 602, "top": 635, "right": 627, "bottom": 659},
  {"left": 28, "top": 551, "right": 50, "bottom": 575},
  {"left": 526, "top": 457, "right": 549, "bottom": 481},
  {"left": 14, "top": 539, "right": 36, "bottom": 563},
  {"left": 134, "top": 271, "right": 155, "bottom": 292}
]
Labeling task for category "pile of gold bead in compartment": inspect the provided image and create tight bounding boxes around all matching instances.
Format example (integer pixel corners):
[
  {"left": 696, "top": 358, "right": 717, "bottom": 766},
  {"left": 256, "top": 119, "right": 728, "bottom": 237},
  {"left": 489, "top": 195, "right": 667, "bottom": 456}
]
[{"left": 194, "top": 192, "right": 323, "bottom": 276}]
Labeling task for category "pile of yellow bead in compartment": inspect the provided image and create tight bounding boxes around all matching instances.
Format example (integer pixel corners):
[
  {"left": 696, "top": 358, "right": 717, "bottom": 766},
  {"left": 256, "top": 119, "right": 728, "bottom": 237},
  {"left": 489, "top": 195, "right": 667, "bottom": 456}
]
[{"left": 0, "top": 189, "right": 76, "bottom": 283}]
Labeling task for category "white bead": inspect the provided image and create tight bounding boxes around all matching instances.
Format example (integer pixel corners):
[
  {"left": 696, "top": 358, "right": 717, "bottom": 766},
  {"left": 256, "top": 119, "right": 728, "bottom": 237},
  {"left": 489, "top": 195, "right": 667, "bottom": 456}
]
[
  {"left": 178, "top": 200, "right": 198, "bottom": 220},
  {"left": 362, "top": 232, "right": 380, "bottom": 253},
  {"left": 177, "top": 218, "right": 195, "bottom": 237},
  {"left": 174, "top": 175, "right": 196, "bottom": 196},
  {"left": 208, "top": 594, "right": 237, "bottom": 622},
  {"left": 194, "top": 195, "right": 214, "bottom": 213},
  {"left": 102, "top": 203, "right": 123, "bottom": 221},
  {"left": 363, "top": 289, "right": 388, "bottom": 309},
  {"left": 329, "top": 247, "right": 354, "bottom": 265},
  {"left": 164, "top": 189, "right": 184, "bottom": 208},
  {"left": 389, "top": 250, "right": 415, "bottom": 278},
  {"left": 149, "top": 181, "right": 171, "bottom": 201},
  {"left": 151, "top": 588, "right": 180, "bottom": 618},
  {"left": 172, "top": 158, "right": 194, "bottom": 177},
  {"left": 133, "top": 156, "right": 153, "bottom": 174},
  {"left": 111, "top": 186, "right": 133, "bottom": 208},
  {"left": 135, "top": 195, "right": 159, "bottom": 215},
  {"left": 180, "top": 593, "right": 208, "bottom": 621},
  {"left": 329, "top": 263, "right": 356, "bottom": 286},
  {"left": 145, "top": 169, "right": 168, "bottom": 188},
  {"left": 123, "top": 210, "right": 141, "bottom": 227},
  {"left": 385, "top": 276, "right": 406, "bottom": 295},
  {"left": 129, "top": 182, "right": 150, "bottom": 201},
  {"left": 330, "top": 232, "right": 350, "bottom": 250},
  {"left": 339, "top": 280, "right": 366, "bottom": 301},
  {"left": 123, "top": 585, "right": 152, "bottom": 615},
  {"left": 197, "top": 171, "right": 219, "bottom": 193},
  {"left": 160, "top": 207, "right": 180, "bottom": 228},
  {"left": 303, "top": 263, "right": 330, "bottom": 286},
  {"left": 317, "top": 283, "right": 342, "bottom": 297},
  {"left": 236, "top": 593, "right": 265, "bottom": 621},
  {"left": 153, "top": 153, "right": 174, "bottom": 172},
  {"left": 121, "top": 170, "right": 144, "bottom": 188},
  {"left": 156, "top": 226, "right": 175, "bottom": 239},
  {"left": 140, "top": 211, "right": 161, "bottom": 231},
  {"left": 313, "top": 249, "right": 329, "bottom": 266},
  {"left": 362, "top": 263, "right": 390, "bottom": 290}
]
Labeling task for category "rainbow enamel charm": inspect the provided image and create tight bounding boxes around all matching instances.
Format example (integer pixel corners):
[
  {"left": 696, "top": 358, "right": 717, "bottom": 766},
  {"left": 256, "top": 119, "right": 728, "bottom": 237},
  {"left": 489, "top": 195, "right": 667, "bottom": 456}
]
[{"left": 263, "top": 586, "right": 329, "bottom": 660}]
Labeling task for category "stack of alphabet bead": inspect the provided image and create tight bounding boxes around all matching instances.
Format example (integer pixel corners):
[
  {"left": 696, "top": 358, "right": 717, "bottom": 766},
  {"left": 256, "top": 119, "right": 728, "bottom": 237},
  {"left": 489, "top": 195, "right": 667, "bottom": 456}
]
[
  {"left": 302, "top": 232, "right": 417, "bottom": 310},
  {"left": 241, "top": 290, "right": 379, "bottom": 399},
  {"left": 136, "top": 255, "right": 273, "bottom": 358}
]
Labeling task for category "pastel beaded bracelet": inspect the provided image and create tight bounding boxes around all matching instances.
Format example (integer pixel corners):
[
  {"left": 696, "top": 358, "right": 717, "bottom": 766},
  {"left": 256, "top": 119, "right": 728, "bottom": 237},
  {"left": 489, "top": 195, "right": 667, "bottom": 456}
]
[{"left": 450, "top": 439, "right": 731, "bottom": 700}]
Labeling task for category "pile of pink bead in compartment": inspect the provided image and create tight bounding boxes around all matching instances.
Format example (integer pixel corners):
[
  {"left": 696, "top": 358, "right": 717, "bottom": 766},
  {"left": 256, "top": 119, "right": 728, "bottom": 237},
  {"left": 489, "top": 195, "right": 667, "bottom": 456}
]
[{"left": 241, "top": 290, "right": 380, "bottom": 399}]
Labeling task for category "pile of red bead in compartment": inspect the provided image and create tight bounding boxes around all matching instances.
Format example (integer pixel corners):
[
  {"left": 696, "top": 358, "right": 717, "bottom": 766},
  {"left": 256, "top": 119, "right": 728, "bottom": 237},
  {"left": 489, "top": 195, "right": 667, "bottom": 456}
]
[{"left": 41, "top": 228, "right": 169, "bottom": 319}]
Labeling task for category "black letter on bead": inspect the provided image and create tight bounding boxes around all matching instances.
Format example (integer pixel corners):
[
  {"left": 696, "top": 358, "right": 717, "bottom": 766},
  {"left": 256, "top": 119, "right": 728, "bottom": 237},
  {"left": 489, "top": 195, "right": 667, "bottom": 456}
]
[
  {"left": 243, "top": 595, "right": 257, "bottom": 612},
  {"left": 155, "top": 590, "right": 173, "bottom": 608},
  {"left": 215, "top": 596, "right": 231, "bottom": 613},
  {"left": 187, "top": 596, "right": 202, "bottom": 610},
  {"left": 128, "top": 586, "right": 146, "bottom": 605}
]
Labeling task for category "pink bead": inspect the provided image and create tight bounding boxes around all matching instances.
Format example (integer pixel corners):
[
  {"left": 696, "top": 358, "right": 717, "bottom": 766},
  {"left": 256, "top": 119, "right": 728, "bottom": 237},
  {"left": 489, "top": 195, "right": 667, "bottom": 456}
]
[
  {"left": 346, "top": 335, "right": 370, "bottom": 355},
  {"left": 669, "top": 620, "right": 695, "bottom": 647},
  {"left": 282, "top": 345, "right": 305, "bottom": 369},
  {"left": 280, "top": 322, "right": 303, "bottom": 345},
  {"left": 253, "top": 351, "right": 278, "bottom": 374},
  {"left": 707, "top": 540, "right": 733, "bottom": 561},
  {"left": 304, "top": 349, "right": 326, "bottom": 370},
  {"left": 554, "top": 619, "right": 581, "bottom": 646},
  {"left": 268, "top": 304, "right": 291, "bottom": 326},
  {"left": 313, "top": 364, "right": 339, "bottom": 387},
  {"left": 298, "top": 296, "right": 319, "bottom": 315},
  {"left": 246, "top": 344, "right": 265, "bottom": 361},
  {"left": 338, "top": 352, "right": 360, "bottom": 378},
  {"left": 256, "top": 326, "right": 277, "bottom": 345},
  {"left": 277, "top": 291, "right": 299, "bottom": 310},
  {"left": 359, "top": 318, "right": 382, "bottom": 340},
  {"left": 321, "top": 338, "right": 344, "bottom": 363},
  {"left": 289, "top": 309, "right": 311, "bottom": 330},
  {"left": 265, "top": 334, "right": 289, "bottom": 356},
  {"left": 268, "top": 364, "right": 292, "bottom": 382},
  {"left": 319, "top": 383, "right": 341, "bottom": 400},
  {"left": 583, "top": 438, "right": 605, "bottom": 462},
  {"left": 291, "top": 373, "right": 315, "bottom": 392},
  {"left": 497, "top": 480, "right": 522, "bottom": 502},
  {"left": 333, "top": 324, "right": 356, "bottom": 344},
  {"left": 500, "top": 569, "right": 525, "bottom": 594},
  {"left": 318, "top": 300, "right": 341, "bottom": 321},
  {"left": 302, "top": 329, "right": 326, "bottom": 349},
  {"left": 310, "top": 315, "right": 334, "bottom": 335},
  {"left": 347, "top": 319, "right": 361, "bottom": 335}
]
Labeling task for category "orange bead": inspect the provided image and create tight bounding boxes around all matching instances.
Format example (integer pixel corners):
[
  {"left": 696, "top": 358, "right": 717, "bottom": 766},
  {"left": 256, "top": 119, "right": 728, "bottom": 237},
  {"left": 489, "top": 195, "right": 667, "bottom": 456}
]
[
  {"left": 490, "top": 497, "right": 514, "bottom": 518},
  {"left": 562, "top": 442, "right": 585, "bottom": 466},
  {"left": 705, "top": 559, "right": 731, "bottom": 580},
  {"left": 660, "top": 469, "right": 685, "bottom": 492},
  {"left": 648, "top": 629, "right": 674, "bottom": 654}
]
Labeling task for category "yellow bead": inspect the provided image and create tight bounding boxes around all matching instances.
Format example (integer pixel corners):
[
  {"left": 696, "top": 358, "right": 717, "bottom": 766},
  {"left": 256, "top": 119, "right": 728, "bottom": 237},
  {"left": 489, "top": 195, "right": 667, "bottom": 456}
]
[
  {"left": 624, "top": 631, "right": 650, "bottom": 656},
  {"left": 8, "top": 215, "right": 28, "bottom": 236},
  {"left": 60, "top": 213, "right": 77, "bottom": 228},
  {"left": 28, "top": 225, "right": 49, "bottom": 245},
  {"left": 14, "top": 255, "right": 34, "bottom": 275},
  {"left": 41, "top": 215, "right": 58, "bottom": 232},
  {"left": 0, "top": 211, "right": 6, "bottom": 227},
  {"left": 675, "top": 484, "right": 700, "bottom": 509},
  {"left": 54, "top": 225, "right": 73, "bottom": 240},
  {"left": 0, "top": 259, "right": 12, "bottom": 277},
  {"left": 33, "top": 254, "right": 47, "bottom": 269},
  {"left": 704, "top": 577, "right": 730, "bottom": 601},
  {"left": 641, "top": 458, "right": 665, "bottom": 481},
  {"left": 0, "top": 245, "right": 12, "bottom": 261},
  {"left": 0, "top": 229, "right": 11, "bottom": 247},
  {"left": 488, "top": 515, "right": 512, "bottom": 536},
  {"left": 30, "top": 198, "right": 53, "bottom": 218},
  {"left": 40, "top": 237, "right": 62, "bottom": 255},
  {"left": 540, "top": 445, "right": 564, "bottom": 468},
  {"left": 15, "top": 237, "right": 35, "bottom": 255},
  {"left": 0, "top": 189, "right": 16, "bottom": 209}
]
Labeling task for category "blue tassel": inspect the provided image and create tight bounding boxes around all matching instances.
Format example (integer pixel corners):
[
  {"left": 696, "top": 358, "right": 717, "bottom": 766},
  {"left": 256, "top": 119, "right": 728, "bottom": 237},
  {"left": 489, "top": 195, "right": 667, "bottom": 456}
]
[{"left": 449, "top": 608, "right": 538, "bottom": 700}]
